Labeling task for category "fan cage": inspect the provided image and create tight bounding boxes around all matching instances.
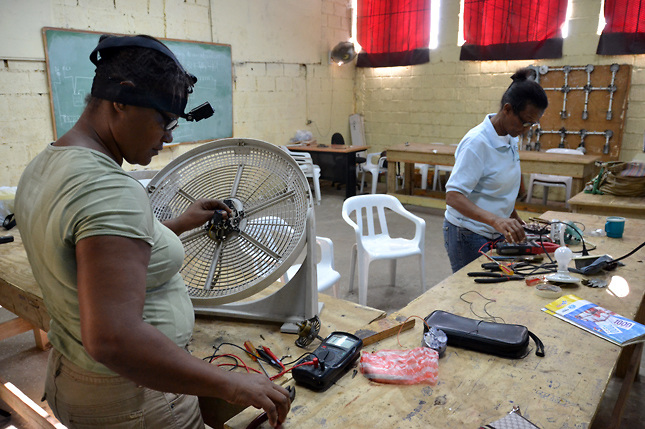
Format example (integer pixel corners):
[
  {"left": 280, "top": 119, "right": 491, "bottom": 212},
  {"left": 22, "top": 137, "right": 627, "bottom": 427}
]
[{"left": 147, "top": 139, "right": 312, "bottom": 302}]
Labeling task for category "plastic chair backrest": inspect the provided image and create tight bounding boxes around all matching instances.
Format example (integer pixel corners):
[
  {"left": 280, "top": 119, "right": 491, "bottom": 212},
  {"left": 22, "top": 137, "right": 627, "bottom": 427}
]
[{"left": 342, "top": 194, "right": 407, "bottom": 239}]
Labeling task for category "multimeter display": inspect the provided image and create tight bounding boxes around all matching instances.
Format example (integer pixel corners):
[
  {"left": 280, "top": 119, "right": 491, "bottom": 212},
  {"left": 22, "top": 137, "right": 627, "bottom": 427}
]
[{"left": 292, "top": 331, "right": 362, "bottom": 391}]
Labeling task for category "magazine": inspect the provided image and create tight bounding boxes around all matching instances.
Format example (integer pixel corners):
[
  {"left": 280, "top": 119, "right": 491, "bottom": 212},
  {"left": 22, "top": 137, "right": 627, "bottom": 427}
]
[{"left": 542, "top": 294, "right": 645, "bottom": 346}]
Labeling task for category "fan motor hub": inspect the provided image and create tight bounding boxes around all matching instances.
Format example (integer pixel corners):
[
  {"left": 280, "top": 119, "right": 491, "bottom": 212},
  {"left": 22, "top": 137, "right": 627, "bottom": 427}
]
[{"left": 206, "top": 198, "right": 245, "bottom": 241}]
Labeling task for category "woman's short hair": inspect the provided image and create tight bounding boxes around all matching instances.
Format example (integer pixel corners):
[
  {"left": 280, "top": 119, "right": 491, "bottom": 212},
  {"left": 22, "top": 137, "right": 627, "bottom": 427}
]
[{"left": 500, "top": 68, "right": 548, "bottom": 113}]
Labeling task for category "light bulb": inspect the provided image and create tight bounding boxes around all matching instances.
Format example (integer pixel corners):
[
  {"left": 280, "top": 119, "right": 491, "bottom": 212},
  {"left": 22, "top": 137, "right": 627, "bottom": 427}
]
[{"left": 554, "top": 246, "right": 573, "bottom": 274}]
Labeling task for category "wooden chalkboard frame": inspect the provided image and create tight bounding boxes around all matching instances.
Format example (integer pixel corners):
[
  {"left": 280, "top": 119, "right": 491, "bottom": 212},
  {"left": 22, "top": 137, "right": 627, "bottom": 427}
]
[{"left": 42, "top": 27, "right": 233, "bottom": 145}]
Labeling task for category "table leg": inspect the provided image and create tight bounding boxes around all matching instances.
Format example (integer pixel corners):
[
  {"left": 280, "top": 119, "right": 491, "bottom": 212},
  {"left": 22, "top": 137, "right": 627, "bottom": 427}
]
[{"left": 345, "top": 153, "right": 357, "bottom": 199}]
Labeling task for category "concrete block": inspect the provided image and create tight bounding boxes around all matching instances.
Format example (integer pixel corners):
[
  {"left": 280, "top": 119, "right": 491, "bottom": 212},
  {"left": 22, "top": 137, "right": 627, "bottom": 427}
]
[{"left": 266, "top": 63, "right": 283, "bottom": 77}]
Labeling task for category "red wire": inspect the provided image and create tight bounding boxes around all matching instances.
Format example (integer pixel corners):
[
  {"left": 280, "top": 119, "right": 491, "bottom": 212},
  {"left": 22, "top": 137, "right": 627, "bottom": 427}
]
[{"left": 269, "top": 359, "right": 318, "bottom": 381}]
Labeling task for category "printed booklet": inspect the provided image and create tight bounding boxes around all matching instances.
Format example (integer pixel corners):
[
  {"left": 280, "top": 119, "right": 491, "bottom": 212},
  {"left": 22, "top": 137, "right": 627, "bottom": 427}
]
[{"left": 542, "top": 294, "right": 645, "bottom": 346}]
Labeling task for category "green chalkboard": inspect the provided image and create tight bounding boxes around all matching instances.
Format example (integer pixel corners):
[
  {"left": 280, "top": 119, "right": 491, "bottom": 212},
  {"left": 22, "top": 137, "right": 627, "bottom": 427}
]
[{"left": 43, "top": 28, "right": 233, "bottom": 144}]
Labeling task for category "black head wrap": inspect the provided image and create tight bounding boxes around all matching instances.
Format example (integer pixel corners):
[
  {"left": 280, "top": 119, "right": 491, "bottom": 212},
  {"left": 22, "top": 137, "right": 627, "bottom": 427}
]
[{"left": 89, "top": 35, "right": 197, "bottom": 118}]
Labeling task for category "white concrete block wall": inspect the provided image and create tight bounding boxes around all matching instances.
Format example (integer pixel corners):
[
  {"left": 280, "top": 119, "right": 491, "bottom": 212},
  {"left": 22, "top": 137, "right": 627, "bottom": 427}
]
[
  {"left": 0, "top": 0, "right": 354, "bottom": 184},
  {"left": 355, "top": 0, "right": 645, "bottom": 167}
]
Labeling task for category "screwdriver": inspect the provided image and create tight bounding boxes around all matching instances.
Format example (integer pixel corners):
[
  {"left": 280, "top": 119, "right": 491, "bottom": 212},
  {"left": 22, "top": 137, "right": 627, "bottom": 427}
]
[{"left": 244, "top": 340, "right": 269, "bottom": 377}]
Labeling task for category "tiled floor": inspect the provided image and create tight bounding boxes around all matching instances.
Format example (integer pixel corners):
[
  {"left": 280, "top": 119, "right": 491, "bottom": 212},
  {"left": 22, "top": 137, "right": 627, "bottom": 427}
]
[{"left": 0, "top": 181, "right": 643, "bottom": 428}]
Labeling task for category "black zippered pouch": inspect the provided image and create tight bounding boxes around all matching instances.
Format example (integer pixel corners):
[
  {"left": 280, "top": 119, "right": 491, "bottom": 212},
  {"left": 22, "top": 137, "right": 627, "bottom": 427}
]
[{"left": 424, "top": 310, "right": 544, "bottom": 359}]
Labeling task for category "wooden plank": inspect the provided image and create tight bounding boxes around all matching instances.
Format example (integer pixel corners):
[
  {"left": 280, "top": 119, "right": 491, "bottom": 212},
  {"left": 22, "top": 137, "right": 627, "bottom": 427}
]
[
  {"left": 0, "top": 374, "right": 62, "bottom": 429},
  {"left": 609, "top": 342, "right": 643, "bottom": 429},
  {"left": 534, "top": 64, "right": 631, "bottom": 161},
  {"left": 0, "top": 233, "right": 50, "bottom": 333},
  {"left": 569, "top": 191, "right": 645, "bottom": 219},
  {"left": 0, "top": 317, "right": 33, "bottom": 341},
  {"left": 354, "top": 313, "right": 415, "bottom": 346}
]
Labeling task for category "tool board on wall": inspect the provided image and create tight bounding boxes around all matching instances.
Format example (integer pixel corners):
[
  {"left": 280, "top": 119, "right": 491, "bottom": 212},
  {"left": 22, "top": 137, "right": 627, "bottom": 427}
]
[{"left": 520, "top": 64, "right": 631, "bottom": 161}]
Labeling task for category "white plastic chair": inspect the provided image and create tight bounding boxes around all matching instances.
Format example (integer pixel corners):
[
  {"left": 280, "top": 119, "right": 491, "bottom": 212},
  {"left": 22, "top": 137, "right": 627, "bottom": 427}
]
[
  {"left": 341, "top": 194, "right": 426, "bottom": 306},
  {"left": 360, "top": 153, "right": 388, "bottom": 194},
  {"left": 526, "top": 148, "right": 584, "bottom": 207},
  {"left": 282, "top": 147, "right": 321, "bottom": 204},
  {"left": 283, "top": 237, "right": 341, "bottom": 297}
]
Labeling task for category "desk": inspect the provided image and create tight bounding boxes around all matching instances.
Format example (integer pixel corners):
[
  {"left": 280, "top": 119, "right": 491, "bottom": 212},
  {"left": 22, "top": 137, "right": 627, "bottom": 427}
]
[
  {"left": 3, "top": 216, "right": 644, "bottom": 428},
  {"left": 228, "top": 211, "right": 644, "bottom": 428},
  {"left": 288, "top": 144, "right": 368, "bottom": 199},
  {"left": 0, "top": 229, "right": 386, "bottom": 426},
  {"left": 386, "top": 142, "right": 600, "bottom": 207},
  {"left": 569, "top": 191, "right": 645, "bottom": 219}
]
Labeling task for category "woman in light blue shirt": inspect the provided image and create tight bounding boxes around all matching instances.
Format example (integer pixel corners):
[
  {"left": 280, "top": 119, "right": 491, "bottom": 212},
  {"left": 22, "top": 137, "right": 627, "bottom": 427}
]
[{"left": 443, "top": 68, "right": 548, "bottom": 272}]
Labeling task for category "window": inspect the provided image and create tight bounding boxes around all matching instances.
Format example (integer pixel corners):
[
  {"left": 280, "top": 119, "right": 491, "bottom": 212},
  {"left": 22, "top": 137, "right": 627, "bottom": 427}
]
[
  {"left": 597, "top": 0, "right": 645, "bottom": 55},
  {"left": 356, "top": 0, "right": 431, "bottom": 68},
  {"left": 460, "top": 0, "right": 569, "bottom": 61}
]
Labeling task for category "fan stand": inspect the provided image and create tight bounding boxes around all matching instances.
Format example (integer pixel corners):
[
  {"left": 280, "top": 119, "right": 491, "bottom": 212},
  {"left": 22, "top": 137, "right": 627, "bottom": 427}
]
[{"left": 191, "top": 207, "right": 322, "bottom": 331}]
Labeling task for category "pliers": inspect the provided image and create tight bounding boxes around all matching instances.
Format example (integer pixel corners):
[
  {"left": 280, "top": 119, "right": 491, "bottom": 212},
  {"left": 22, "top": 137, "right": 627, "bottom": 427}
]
[{"left": 467, "top": 272, "right": 525, "bottom": 283}]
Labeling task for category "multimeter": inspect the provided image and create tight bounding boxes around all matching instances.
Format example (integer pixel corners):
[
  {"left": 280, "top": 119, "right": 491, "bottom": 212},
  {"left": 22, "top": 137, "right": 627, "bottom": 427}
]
[{"left": 292, "top": 331, "right": 363, "bottom": 391}]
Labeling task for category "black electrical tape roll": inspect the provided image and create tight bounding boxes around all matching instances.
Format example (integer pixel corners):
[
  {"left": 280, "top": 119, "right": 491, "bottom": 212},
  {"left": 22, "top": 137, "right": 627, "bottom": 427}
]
[{"left": 2, "top": 213, "right": 16, "bottom": 230}]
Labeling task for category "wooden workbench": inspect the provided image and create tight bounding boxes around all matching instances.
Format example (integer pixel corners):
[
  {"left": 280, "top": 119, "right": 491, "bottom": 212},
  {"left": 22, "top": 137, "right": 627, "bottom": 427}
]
[
  {"left": 228, "top": 211, "right": 644, "bottom": 428},
  {"left": 569, "top": 191, "right": 645, "bottom": 219},
  {"left": 0, "top": 229, "right": 387, "bottom": 427},
  {"left": 386, "top": 142, "right": 600, "bottom": 208}
]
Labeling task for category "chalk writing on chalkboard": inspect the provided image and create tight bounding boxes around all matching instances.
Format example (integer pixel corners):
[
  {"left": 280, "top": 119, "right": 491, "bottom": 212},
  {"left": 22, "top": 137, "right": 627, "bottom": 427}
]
[{"left": 43, "top": 28, "right": 233, "bottom": 144}]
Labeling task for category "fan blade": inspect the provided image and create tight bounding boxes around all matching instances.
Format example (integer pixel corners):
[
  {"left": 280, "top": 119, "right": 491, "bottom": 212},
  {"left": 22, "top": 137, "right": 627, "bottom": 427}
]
[
  {"left": 180, "top": 229, "right": 208, "bottom": 245},
  {"left": 239, "top": 230, "right": 281, "bottom": 260},
  {"left": 244, "top": 190, "right": 297, "bottom": 217},
  {"left": 177, "top": 188, "right": 196, "bottom": 204},
  {"left": 229, "top": 163, "right": 244, "bottom": 197},
  {"left": 203, "top": 242, "right": 223, "bottom": 291}
]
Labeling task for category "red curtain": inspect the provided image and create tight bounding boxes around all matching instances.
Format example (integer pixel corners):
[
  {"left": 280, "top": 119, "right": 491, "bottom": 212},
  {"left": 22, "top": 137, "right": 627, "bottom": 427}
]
[
  {"left": 357, "top": 0, "right": 431, "bottom": 68},
  {"left": 460, "top": 0, "right": 568, "bottom": 61},
  {"left": 597, "top": 0, "right": 645, "bottom": 55}
]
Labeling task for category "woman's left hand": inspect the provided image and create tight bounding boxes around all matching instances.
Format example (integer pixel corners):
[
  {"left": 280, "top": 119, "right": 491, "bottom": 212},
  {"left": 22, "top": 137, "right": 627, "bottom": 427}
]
[{"left": 163, "top": 198, "right": 232, "bottom": 235}]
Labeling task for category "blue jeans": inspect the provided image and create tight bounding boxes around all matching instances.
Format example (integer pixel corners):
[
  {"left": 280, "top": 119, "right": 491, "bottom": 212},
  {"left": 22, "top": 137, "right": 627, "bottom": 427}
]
[{"left": 443, "top": 219, "right": 500, "bottom": 273}]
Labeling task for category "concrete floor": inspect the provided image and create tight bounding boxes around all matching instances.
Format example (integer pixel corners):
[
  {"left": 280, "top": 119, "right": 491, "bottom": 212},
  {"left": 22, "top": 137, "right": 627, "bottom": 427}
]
[{"left": 0, "top": 180, "right": 643, "bottom": 428}]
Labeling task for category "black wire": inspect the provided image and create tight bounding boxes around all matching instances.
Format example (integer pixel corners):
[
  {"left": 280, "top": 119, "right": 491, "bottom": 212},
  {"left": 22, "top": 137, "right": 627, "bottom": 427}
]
[
  {"left": 282, "top": 352, "right": 315, "bottom": 366},
  {"left": 612, "top": 241, "right": 645, "bottom": 263},
  {"left": 459, "top": 291, "right": 504, "bottom": 324}
]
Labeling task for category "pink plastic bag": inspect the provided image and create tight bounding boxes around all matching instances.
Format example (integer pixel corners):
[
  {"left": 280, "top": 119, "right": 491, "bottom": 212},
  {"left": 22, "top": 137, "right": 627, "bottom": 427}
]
[{"left": 359, "top": 347, "right": 439, "bottom": 385}]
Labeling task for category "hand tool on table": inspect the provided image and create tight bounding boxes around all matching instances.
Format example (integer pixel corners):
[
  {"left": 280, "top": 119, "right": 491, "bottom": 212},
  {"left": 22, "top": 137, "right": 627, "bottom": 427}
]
[
  {"left": 256, "top": 347, "right": 283, "bottom": 371},
  {"left": 467, "top": 272, "right": 525, "bottom": 283},
  {"left": 479, "top": 251, "right": 514, "bottom": 275},
  {"left": 244, "top": 340, "right": 269, "bottom": 377}
]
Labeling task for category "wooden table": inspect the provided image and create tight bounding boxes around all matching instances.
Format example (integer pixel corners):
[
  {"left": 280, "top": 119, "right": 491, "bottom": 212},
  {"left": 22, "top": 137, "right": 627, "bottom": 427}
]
[
  {"left": 3, "top": 215, "right": 644, "bottom": 428},
  {"left": 228, "top": 211, "right": 644, "bottom": 428},
  {"left": 288, "top": 144, "right": 368, "bottom": 199},
  {"left": 386, "top": 142, "right": 600, "bottom": 207},
  {"left": 569, "top": 191, "right": 645, "bottom": 219},
  {"left": 0, "top": 229, "right": 386, "bottom": 426}
]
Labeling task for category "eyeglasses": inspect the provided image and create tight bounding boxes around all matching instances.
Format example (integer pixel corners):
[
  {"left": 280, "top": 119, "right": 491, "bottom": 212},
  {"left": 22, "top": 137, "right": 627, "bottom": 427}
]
[
  {"left": 156, "top": 110, "right": 179, "bottom": 131},
  {"left": 515, "top": 111, "right": 539, "bottom": 128}
]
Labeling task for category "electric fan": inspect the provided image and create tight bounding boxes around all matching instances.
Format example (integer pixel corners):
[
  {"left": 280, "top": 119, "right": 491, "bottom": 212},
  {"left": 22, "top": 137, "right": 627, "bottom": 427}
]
[
  {"left": 146, "top": 138, "right": 319, "bottom": 326},
  {"left": 330, "top": 41, "right": 357, "bottom": 65}
]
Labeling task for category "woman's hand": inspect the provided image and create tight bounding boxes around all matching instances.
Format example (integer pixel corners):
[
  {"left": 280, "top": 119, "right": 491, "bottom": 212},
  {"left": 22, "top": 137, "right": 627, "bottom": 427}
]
[
  {"left": 226, "top": 372, "right": 292, "bottom": 428},
  {"left": 162, "top": 198, "right": 232, "bottom": 235},
  {"left": 492, "top": 216, "right": 526, "bottom": 244}
]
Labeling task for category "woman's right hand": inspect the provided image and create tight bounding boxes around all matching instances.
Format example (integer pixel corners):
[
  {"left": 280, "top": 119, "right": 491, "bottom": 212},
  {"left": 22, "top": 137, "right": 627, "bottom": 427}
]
[
  {"left": 227, "top": 372, "right": 291, "bottom": 427},
  {"left": 492, "top": 217, "right": 526, "bottom": 244}
]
